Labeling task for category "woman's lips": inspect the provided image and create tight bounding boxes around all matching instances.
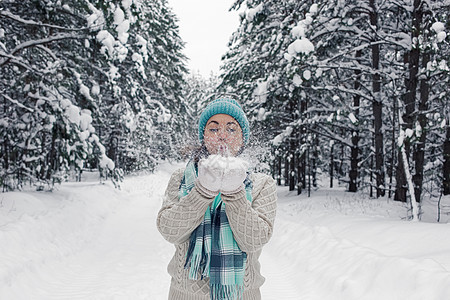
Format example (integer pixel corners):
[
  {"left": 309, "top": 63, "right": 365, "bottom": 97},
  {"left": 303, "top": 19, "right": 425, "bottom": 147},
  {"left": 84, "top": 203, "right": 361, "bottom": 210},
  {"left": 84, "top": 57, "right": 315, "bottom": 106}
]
[{"left": 218, "top": 144, "right": 229, "bottom": 156}]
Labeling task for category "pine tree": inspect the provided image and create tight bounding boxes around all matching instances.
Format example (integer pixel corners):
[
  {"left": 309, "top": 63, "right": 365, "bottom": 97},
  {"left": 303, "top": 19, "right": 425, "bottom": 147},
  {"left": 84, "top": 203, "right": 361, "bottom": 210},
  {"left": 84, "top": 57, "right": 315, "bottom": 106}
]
[
  {"left": 0, "top": 0, "right": 187, "bottom": 189},
  {"left": 0, "top": 0, "right": 112, "bottom": 189}
]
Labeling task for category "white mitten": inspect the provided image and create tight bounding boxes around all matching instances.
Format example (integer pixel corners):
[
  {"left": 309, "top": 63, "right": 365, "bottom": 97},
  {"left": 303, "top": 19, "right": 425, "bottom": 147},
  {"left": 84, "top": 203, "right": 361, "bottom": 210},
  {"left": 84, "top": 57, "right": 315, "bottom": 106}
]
[
  {"left": 220, "top": 157, "right": 249, "bottom": 195},
  {"left": 196, "top": 155, "right": 224, "bottom": 196}
]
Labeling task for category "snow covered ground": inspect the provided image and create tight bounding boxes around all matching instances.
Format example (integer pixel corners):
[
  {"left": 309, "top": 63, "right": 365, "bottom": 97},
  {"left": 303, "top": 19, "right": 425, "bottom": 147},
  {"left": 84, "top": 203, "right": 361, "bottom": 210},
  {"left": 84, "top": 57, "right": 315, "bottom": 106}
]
[{"left": 1, "top": 162, "right": 450, "bottom": 300}]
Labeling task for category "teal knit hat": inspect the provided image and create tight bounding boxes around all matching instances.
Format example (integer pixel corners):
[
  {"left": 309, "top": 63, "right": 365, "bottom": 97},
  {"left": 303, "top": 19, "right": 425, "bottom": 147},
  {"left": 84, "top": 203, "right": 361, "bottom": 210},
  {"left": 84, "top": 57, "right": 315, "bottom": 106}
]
[{"left": 198, "top": 98, "right": 250, "bottom": 145}]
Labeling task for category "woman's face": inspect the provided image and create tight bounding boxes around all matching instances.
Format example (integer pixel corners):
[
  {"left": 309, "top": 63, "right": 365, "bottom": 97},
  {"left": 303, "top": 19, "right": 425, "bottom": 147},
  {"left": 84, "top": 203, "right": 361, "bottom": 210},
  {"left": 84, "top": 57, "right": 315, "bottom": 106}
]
[{"left": 203, "top": 114, "right": 244, "bottom": 157}]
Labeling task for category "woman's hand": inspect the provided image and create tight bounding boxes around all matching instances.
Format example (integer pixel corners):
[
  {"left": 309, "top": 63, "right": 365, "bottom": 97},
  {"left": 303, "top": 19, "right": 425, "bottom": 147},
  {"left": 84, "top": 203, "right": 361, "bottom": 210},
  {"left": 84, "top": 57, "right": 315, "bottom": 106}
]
[
  {"left": 196, "top": 155, "right": 249, "bottom": 196},
  {"left": 196, "top": 155, "right": 224, "bottom": 196},
  {"left": 221, "top": 157, "right": 249, "bottom": 195}
]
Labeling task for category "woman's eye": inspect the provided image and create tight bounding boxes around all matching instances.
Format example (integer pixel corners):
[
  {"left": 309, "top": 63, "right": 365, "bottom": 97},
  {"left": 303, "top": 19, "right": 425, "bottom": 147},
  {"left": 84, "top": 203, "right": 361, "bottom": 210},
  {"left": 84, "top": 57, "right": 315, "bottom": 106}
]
[
  {"left": 209, "top": 128, "right": 219, "bottom": 133},
  {"left": 227, "top": 128, "right": 236, "bottom": 133}
]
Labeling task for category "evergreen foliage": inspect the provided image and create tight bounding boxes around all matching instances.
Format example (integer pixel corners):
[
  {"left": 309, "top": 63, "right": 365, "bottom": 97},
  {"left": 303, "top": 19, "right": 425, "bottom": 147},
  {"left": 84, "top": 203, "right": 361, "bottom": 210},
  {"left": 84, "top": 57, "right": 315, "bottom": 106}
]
[
  {"left": 220, "top": 0, "right": 450, "bottom": 211},
  {"left": 0, "top": 0, "right": 187, "bottom": 190}
]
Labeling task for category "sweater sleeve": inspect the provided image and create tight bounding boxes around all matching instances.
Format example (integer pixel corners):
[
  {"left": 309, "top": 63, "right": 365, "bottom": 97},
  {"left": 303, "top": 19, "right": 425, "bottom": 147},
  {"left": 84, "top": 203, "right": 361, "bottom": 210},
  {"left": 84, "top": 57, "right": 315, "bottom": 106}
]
[
  {"left": 221, "top": 173, "right": 277, "bottom": 253},
  {"left": 156, "top": 168, "right": 215, "bottom": 245}
]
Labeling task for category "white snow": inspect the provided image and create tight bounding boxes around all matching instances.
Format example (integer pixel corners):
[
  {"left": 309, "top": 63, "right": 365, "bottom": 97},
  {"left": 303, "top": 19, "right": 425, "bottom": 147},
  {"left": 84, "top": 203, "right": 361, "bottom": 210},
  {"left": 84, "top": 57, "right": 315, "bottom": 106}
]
[
  {"left": 108, "top": 63, "right": 121, "bottom": 82},
  {"left": 99, "top": 154, "right": 115, "bottom": 170},
  {"left": 65, "top": 104, "right": 81, "bottom": 126},
  {"left": 293, "top": 74, "right": 303, "bottom": 87},
  {"left": 91, "top": 82, "right": 100, "bottom": 96},
  {"left": 246, "top": 4, "right": 264, "bottom": 22},
  {"left": 202, "top": 155, "right": 249, "bottom": 171},
  {"left": 122, "top": 0, "right": 133, "bottom": 10},
  {"left": 439, "top": 60, "right": 449, "bottom": 71},
  {"left": 136, "top": 34, "right": 149, "bottom": 62},
  {"left": 291, "top": 24, "right": 305, "bottom": 39},
  {"left": 253, "top": 80, "right": 268, "bottom": 103},
  {"left": 60, "top": 98, "right": 71, "bottom": 110},
  {"left": 273, "top": 126, "right": 293, "bottom": 146},
  {"left": 327, "top": 113, "right": 334, "bottom": 122},
  {"left": 80, "top": 110, "right": 93, "bottom": 131},
  {"left": 303, "top": 70, "right": 311, "bottom": 80},
  {"left": 132, "top": 52, "right": 143, "bottom": 64},
  {"left": 315, "top": 68, "right": 323, "bottom": 77},
  {"left": 272, "top": 134, "right": 283, "bottom": 146},
  {"left": 309, "top": 4, "right": 319, "bottom": 15},
  {"left": 114, "top": 7, "right": 125, "bottom": 25},
  {"left": 79, "top": 130, "right": 90, "bottom": 141},
  {"left": 398, "top": 129, "right": 405, "bottom": 147},
  {"left": 257, "top": 107, "right": 267, "bottom": 121},
  {"left": 436, "top": 31, "right": 447, "bottom": 43},
  {"left": 1, "top": 162, "right": 450, "bottom": 299},
  {"left": 79, "top": 84, "right": 92, "bottom": 100},
  {"left": 303, "top": 14, "right": 313, "bottom": 26},
  {"left": 116, "top": 20, "right": 130, "bottom": 44},
  {"left": 348, "top": 113, "right": 358, "bottom": 124},
  {"left": 432, "top": 22, "right": 445, "bottom": 33},
  {"left": 405, "top": 128, "right": 414, "bottom": 138},
  {"left": 97, "top": 30, "right": 115, "bottom": 56},
  {"left": 287, "top": 38, "right": 315, "bottom": 56}
]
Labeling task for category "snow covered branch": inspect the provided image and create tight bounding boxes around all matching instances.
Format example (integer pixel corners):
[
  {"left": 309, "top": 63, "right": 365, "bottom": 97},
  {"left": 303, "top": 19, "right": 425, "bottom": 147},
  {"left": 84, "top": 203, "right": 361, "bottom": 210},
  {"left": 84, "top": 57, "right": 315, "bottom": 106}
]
[
  {"left": 0, "top": 33, "right": 84, "bottom": 67},
  {"left": 0, "top": 50, "right": 40, "bottom": 72},
  {"left": 0, "top": 93, "right": 34, "bottom": 112},
  {"left": 0, "top": 10, "right": 91, "bottom": 31},
  {"left": 308, "top": 125, "right": 353, "bottom": 148}
]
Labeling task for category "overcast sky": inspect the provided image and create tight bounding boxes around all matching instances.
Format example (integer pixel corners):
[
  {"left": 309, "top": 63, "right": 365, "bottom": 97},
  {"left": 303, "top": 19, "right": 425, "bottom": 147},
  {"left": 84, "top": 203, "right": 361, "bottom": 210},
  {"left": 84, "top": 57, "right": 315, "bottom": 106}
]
[{"left": 167, "top": 0, "right": 241, "bottom": 77}]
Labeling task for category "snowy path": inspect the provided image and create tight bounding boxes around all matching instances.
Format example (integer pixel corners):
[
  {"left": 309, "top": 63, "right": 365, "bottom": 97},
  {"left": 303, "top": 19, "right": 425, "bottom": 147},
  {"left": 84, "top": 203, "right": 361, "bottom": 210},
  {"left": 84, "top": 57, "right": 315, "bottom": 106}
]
[
  {"left": 31, "top": 186, "right": 173, "bottom": 300},
  {"left": 1, "top": 171, "right": 174, "bottom": 299},
  {"left": 2, "top": 163, "right": 450, "bottom": 299}
]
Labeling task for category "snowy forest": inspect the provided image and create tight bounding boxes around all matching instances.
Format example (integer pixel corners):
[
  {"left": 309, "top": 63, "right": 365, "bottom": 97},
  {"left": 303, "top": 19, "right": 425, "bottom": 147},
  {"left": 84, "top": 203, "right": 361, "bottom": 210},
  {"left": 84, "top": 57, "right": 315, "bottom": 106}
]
[{"left": 1, "top": 0, "right": 449, "bottom": 217}]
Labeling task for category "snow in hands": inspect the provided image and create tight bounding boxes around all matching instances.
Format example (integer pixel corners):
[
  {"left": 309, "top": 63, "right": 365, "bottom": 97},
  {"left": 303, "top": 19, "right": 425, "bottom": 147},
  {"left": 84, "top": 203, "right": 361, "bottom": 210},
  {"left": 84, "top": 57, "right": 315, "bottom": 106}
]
[{"left": 198, "top": 154, "right": 249, "bottom": 194}]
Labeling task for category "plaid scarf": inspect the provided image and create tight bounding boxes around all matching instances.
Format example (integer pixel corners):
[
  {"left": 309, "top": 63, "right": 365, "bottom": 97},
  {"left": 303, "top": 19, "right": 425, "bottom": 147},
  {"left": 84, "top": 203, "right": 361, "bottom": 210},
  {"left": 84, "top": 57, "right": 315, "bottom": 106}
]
[{"left": 179, "top": 159, "right": 253, "bottom": 300}]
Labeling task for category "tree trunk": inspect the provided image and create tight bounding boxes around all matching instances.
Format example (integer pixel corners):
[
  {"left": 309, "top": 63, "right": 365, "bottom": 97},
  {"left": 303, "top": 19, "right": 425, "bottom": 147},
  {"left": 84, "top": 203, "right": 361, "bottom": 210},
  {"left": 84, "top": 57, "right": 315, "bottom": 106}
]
[
  {"left": 277, "top": 153, "right": 282, "bottom": 186},
  {"left": 47, "top": 126, "right": 58, "bottom": 180},
  {"left": 296, "top": 149, "right": 302, "bottom": 195},
  {"left": 400, "top": 140, "right": 420, "bottom": 221},
  {"left": 307, "top": 145, "right": 311, "bottom": 197},
  {"left": 395, "top": 149, "right": 408, "bottom": 201},
  {"left": 395, "top": 0, "right": 422, "bottom": 201},
  {"left": 289, "top": 133, "right": 297, "bottom": 192},
  {"left": 312, "top": 134, "right": 318, "bottom": 188},
  {"left": 338, "top": 141, "right": 344, "bottom": 180},
  {"left": 289, "top": 152, "right": 296, "bottom": 191},
  {"left": 370, "top": 150, "right": 374, "bottom": 198},
  {"left": 349, "top": 50, "right": 362, "bottom": 192},
  {"left": 370, "top": 0, "right": 385, "bottom": 197},
  {"left": 330, "top": 142, "right": 334, "bottom": 188},
  {"left": 389, "top": 95, "right": 397, "bottom": 198},
  {"left": 443, "top": 122, "right": 450, "bottom": 195},
  {"left": 298, "top": 97, "right": 308, "bottom": 194},
  {"left": 284, "top": 154, "right": 289, "bottom": 186},
  {"left": 412, "top": 51, "right": 429, "bottom": 202}
]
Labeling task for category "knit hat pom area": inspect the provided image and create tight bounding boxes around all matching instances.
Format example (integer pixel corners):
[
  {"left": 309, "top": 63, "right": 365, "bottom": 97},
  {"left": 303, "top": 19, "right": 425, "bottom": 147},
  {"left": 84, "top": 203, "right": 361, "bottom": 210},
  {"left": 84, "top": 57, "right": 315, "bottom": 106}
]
[{"left": 198, "top": 98, "right": 250, "bottom": 144}]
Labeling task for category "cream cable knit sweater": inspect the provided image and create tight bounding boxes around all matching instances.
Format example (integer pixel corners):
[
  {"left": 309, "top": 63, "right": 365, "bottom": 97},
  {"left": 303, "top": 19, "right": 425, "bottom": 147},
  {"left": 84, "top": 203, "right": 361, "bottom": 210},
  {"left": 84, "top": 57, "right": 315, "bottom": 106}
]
[{"left": 157, "top": 168, "right": 277, "bottom": 300}]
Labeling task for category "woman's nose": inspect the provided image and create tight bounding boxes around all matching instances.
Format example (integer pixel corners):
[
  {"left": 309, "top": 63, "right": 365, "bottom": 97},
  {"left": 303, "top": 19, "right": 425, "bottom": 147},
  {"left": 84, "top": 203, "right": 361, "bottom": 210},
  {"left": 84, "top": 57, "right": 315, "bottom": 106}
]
[{"left": 217, "top": 129, "right": 228, "bottom": 139}]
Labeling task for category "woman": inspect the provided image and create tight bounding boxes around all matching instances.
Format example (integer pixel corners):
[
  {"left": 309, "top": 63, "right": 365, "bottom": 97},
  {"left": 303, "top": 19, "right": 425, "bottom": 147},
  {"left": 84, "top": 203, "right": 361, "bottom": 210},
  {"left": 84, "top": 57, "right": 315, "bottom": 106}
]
[{"left": 157, "top": 98, "right": 277, "bottom": 300}]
